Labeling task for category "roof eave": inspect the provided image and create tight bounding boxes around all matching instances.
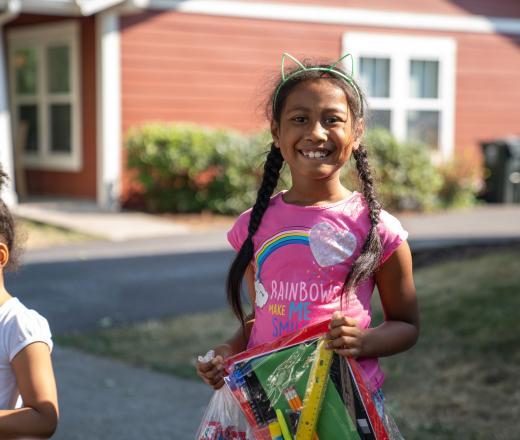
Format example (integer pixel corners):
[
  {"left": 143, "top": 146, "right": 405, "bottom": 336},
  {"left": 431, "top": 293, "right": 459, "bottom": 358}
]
[{"left": 0, "top": 0, "right": 141, "bottom": 17}]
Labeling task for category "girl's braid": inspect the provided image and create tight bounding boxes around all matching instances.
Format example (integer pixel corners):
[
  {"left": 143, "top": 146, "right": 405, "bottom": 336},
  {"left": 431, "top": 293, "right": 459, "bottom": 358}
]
[
  {"left": 344, "top": 145, "right": 383, "bottom": 294},
  {"left": 226, "top": 144, "right": 284, "bottom": 326},
  {"left": 247, "top": 146, "right": 284, "bottom": 237}
]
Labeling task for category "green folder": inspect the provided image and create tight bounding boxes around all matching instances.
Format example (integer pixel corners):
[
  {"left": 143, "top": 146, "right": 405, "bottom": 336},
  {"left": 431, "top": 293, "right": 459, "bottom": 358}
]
[{"left": 249, "top": 341, "right": 360, "bottom": 439}]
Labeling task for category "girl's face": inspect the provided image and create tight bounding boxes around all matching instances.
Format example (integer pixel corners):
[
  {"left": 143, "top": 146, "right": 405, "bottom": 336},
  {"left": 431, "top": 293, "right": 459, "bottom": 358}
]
[{"left": 271, "top": 79, "right": 362, "bottom": 184}]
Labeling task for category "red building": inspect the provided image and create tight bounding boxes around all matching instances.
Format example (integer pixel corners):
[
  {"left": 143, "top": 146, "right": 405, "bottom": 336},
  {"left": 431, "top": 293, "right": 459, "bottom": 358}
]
[{"left": 1, "top": 0, "right": 519, "bottom": 208}]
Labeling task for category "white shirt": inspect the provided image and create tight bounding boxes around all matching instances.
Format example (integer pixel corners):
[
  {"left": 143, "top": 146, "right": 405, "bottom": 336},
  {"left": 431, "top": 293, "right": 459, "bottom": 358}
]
[{"left": 0, "top": 297, "right": 52, "bottom": 409}]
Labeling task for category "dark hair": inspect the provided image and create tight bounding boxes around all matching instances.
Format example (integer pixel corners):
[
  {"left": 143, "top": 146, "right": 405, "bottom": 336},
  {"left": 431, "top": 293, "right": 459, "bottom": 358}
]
[
  {"left": 0, "top": 166, "right": 20, "bottom": 271},
  {"left": 226, "top": 59, "right": 382, "bottom": 325}
]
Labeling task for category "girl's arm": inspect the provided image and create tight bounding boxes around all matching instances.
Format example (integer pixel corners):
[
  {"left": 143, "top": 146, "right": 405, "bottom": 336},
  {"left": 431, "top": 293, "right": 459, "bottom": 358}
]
[
  {"left": 329, "top": 241, "right": 419, "bottom": 358},
  {"left": 197, "top": 264, "right": 256, "bottom": 389},
  {"left": 362, "top": 240, "right": 419, "bottom": 357},
  {"left": 0, "top": 342, "right": 59, "bottom": 439}
]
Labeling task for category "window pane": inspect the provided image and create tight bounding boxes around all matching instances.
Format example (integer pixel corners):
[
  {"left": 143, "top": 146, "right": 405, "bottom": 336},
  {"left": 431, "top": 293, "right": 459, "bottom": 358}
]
[
  {"left": 50, "top": 104, "right": 71, "bottom": 153},
  {"left": 407, "top": 110, "right": 439, "bottom": 149},
  {"left": 359, "top": 57, "right": 390, "bottom": 98},
  {"left": 47, "top": 45, "right": 70, "bottom": 93},
  {"left": 18, "top": 105, "right": 38, "bottom": 152},
  {"left": 14, "top": 48, "right": 38, "bottom": 95},
  {"left": 368, "top": 109, "right": 391, "bottom": 131},
  {"left": 410, "top": 60, "right": 439, "bottom": 98}
]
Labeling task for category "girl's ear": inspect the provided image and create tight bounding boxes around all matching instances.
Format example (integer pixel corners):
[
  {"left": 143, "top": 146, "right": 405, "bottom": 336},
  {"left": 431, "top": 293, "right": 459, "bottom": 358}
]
[
  {"left": 0, "top": 243, "right": 9, "bottom": 268},
  {"left": 351, "top": 118, "right": 365, "bottom": 151},
  {"left": 271, "top": 121, "right": 280, "bottom": 148}
]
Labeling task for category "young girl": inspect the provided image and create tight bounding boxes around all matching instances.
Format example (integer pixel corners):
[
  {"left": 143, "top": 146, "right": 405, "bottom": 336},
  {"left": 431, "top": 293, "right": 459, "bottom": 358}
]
[
  {"left": 0, "top": 167, "right": 59, "bottom": 438},
  {"left": 197, "top": 54, "right": 419, "bottom": 403}
]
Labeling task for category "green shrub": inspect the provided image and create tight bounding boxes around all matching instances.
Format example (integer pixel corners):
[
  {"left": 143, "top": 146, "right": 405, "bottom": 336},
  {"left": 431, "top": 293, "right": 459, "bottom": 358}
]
[
  {"left": 126, "top": 124, "right": 285, "bottom": 214},
  {"left": 436, "top": 153, "right": 481, "bottom": 209},
  {"left": 126, "top": 124, "right": 478, "bottom": 215},
  {"left": 349, "top": 128, "right": 444, "bottom": 211}
]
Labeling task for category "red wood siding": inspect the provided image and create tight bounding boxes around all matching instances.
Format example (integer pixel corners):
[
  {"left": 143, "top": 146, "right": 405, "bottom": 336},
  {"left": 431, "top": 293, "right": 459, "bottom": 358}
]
[
  {"left": 120, "top": 11, "right": 520, "bottom": 157},
  {"left": 455, "top": 32, "right": 520, "bottom": 158},
  {"left": 248, "top": 0, "right": 520, "bottom": 18},
  {"left": 5, "top": 15, "right": 97, "bottom": 199},
  {"left": 121, "top": 12, "right": 344, "bottom": 133}
]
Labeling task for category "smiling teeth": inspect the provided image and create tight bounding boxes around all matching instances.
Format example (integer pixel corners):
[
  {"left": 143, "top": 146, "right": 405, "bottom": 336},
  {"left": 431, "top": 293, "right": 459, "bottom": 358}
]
[{"left": 302, "top": 151, "right": 328, "bottom": 158}]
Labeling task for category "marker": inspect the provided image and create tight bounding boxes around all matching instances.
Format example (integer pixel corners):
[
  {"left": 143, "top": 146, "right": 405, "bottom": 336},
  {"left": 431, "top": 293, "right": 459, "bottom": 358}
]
[
  {"left": 232, "top": 368, "right": 259, "bottom": 428},
  {"left": 268, "top": 420, "right": 283, "bottom": 440},
  {"left": 275, "top": 409, "right": 293, "bottom": 440}
]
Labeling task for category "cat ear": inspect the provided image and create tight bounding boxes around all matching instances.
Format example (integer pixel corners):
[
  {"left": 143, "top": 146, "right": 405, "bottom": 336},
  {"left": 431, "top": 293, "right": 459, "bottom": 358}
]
[
  {"left": 329, "top": 53, "right": 354, "bottom": 76},
  {"left": 280, "top": 52, "right": 306, "bottom": 81}
]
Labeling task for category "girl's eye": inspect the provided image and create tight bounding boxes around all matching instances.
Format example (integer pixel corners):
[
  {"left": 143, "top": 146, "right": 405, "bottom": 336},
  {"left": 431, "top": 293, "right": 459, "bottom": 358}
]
[
  {"left": 291, "top": 116, "right": 307, "bottom": 123},
  {"left": 325, "top": 117, "right": 342, "bottom": 125}
]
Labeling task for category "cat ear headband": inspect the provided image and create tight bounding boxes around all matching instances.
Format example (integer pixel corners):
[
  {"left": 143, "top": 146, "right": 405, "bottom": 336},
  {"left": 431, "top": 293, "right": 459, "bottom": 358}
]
[{"left": 272, "top": 52, "right": 362, "bottom": 115}]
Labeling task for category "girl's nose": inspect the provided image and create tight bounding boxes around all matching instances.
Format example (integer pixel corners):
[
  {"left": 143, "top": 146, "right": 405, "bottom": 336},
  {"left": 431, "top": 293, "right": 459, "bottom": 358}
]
[{"left": 306, "top": 122, "right": 327, "bottom": 143}]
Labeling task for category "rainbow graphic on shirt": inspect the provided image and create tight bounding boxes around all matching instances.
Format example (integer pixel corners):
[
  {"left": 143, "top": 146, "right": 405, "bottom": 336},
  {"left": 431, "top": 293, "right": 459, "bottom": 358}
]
[
  {"left": 251, "top": 223, "right": 359, "bottom": 337},
  {"left": 255, "top": 229, "right": 309, "bottom": 281},
  {"left": 252, "top": 229, "right": 309, "bottom": 309}
]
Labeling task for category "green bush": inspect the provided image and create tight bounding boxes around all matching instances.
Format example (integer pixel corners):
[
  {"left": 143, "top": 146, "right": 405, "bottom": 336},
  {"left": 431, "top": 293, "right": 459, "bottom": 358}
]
[
  {"left": 126, "top": 124, "right": 286, "bottom": 214},
  {"left": 126, "top": 124, "right": 478, "bottom": 215},
  {"left": 350, "top": 128, "right": 444, "bottom": 211},
  {"left": 436, "top": 154, "right": 481, "bottom": 209}
]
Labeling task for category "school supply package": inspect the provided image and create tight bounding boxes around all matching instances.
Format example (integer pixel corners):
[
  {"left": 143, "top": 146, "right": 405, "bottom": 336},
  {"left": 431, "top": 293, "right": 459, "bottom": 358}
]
[
  {"left": 220, "top": 319, "right": 403, "bottom": 440},
  {"left": 196, "top": 383, "right": 255, "bottom": 440}
]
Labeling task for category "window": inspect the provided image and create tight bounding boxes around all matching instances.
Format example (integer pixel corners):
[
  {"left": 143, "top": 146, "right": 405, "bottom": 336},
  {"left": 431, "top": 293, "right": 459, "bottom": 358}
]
[
  {"left": 410, "top": 60, "right": 438, "bottom": 99},
  {"left": 343, "top": 33, "right": 456, "bottom": 158},
  {"left": 359, "top": 57, "right": 390, "bottom": 98},
  {"left": 8, "top": 22, "right": 81, "bottom": 171}
]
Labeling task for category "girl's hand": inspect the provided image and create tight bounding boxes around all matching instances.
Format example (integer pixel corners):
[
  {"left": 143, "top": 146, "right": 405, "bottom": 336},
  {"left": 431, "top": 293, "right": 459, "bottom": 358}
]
[
  {"left": 196, "top": 344, "right": 231, "bottom": 390},
  {"left": 327, "top": 311, "right": 364, "bottom": 358}
]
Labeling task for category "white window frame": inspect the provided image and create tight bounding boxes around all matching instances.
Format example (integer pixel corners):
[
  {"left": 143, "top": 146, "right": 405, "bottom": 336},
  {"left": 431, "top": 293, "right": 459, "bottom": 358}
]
[
  {"left": 7, "top": 21, "right": 82, "bottom": 171},
  {"left": 343, "top": 33, "right": 456, "bottom": 159}
]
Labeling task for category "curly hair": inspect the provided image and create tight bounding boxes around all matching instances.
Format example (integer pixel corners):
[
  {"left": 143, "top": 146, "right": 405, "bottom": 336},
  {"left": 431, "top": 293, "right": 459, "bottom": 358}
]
[{"left": 0, "top": 166, "right": 21, "bottom": 271}]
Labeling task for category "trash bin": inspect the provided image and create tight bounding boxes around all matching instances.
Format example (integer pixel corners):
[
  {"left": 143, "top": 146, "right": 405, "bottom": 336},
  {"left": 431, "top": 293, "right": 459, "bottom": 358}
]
[{"left": 481, "top": 137, "right": 520, "bottom": 203}]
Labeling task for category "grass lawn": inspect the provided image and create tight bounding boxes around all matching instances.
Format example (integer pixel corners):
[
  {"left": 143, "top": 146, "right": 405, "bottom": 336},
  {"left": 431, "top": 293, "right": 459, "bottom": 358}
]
[
  {"left": 57, "top": 249, "right": 520, "bottom": 439},
  {"left": 17, "top": 218, "right": 96, "bottom": 249}
]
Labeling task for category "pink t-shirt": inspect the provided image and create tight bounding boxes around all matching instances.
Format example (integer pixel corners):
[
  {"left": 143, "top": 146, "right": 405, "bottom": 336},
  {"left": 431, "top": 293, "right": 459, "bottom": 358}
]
[{"left": 227, "top": 191, "right": 408, "bottom": 390}]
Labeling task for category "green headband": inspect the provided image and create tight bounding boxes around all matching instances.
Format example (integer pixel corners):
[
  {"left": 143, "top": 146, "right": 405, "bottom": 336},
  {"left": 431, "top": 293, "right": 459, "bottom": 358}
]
[{"left": 272, "top": 52, "right": 362, "bottom": 115}]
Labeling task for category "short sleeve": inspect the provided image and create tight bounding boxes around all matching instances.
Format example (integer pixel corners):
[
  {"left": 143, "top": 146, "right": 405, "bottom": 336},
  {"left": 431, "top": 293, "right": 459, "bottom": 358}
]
[
  {"left": 227, "top": 208, "right": 252, "bottom": 251},
  {"left": 378, "top": 210, "right": 409, "bottom": 264},
  {"left": 5, "top": 308, "right": 53, "bottom": 363}
]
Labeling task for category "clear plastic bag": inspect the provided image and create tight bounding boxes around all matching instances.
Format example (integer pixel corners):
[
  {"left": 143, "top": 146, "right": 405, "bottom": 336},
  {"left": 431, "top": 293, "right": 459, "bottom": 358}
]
[
  {"left": 223, "top": 319, "right": 404, "bottom": 440},
  {"left": 196, "top": 384, "right": 256, "bottom": 440}
]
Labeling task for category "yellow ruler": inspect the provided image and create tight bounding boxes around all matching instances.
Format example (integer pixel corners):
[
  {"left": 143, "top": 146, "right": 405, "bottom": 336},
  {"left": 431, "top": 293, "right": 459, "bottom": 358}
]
[{"left": 295, "top": 338, "right": 333, "bottom": 440}]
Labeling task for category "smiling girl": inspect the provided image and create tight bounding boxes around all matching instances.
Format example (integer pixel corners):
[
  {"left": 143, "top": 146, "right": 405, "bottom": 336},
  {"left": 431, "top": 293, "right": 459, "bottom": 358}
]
[{"left": 196, "top": 54, "right": 419, "bottom": 414}]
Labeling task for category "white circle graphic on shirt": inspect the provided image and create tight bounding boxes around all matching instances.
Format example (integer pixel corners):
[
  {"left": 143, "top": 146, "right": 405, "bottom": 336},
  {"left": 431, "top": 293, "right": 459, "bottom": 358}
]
[
  {"left": 254, "top": 280, "right": 269, "bottom": 308},
  {"left": 309, "top": 222, "right": 357, "bottom": 267}
]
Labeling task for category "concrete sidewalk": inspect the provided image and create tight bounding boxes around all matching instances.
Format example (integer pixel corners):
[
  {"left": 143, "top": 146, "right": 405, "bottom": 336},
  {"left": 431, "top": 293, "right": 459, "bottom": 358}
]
[
  {"left": 52, "top": 346, "right": 212, "bottom": 440},
  {"left": 13, "top": 199, "right": 190, "bottom": 241},
  {"left": 397, "top": 204, "right": 520, "bottom": 248},
  {"left": 12, "top": 198, "right": 520, "bottom": 246}
]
